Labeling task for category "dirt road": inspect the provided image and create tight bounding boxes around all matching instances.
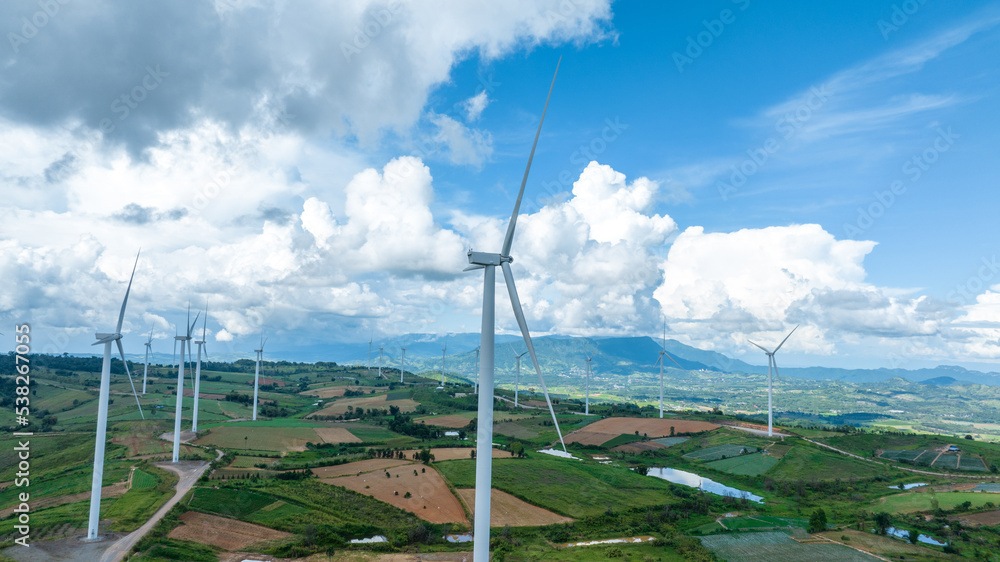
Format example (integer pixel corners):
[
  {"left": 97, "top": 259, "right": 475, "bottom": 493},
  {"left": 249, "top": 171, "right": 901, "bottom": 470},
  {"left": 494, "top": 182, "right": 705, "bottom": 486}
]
[{"left": 100, "top": 450, "right": 221, "bottom": 562}]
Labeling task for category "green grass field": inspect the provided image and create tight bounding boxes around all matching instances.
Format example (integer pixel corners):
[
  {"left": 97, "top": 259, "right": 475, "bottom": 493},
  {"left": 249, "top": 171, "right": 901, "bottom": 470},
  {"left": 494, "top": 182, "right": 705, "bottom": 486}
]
[
  {"left": 705, "top": 453, "right": 780, "bottom": 476},
  {"left": 767, "top": 440, "right": 888, "bottom": 480},
  {"left": 876, "top": 491, "right": 999, "bottom": 513},
  {"left": 131, "top": 469, "right": 159, "bottom": 489},
  {"left": 194, "top": 425, "right": 321, "bottom": 452},
  {"left": 700, "top": 531, "right": 873, "bottom": 561},
  {"left": 188, "top": 487, "right": 276, "bottom": 518},
  {"left": 230, "top": 455, "right": 278, "bottom": 468},
  {"left": 436, "top": 455, "right": 681, "bottom": 518},
  {"left": 684, "top": 444, "right": 758, "bottom": 462}
]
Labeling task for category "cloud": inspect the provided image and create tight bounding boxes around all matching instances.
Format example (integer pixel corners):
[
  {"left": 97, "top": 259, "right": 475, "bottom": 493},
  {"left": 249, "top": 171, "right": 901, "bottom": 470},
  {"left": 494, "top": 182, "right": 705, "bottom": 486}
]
[
  {"left": 0, "top": 1, "right": 614, "bottom": 155},
  {"left": 652, "top": 224, "right": 951, "bottom": 355},
  {"left": 463, "top": 90, "right": 489, "bottom": 121},
  {"left": 424, "top": 113, "right": 493, "bottom": 167}
]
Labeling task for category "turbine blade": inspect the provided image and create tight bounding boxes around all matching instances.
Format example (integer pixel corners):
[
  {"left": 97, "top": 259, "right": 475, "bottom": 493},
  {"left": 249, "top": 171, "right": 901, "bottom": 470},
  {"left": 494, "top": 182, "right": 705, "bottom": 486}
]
[
  {"left": 772, "top": 356, "right": 781, "bottom": 380},
  {"left": 773, "top": 325, "right": 798, "bottom": 354},
  {"left": 500, "top": 57, "right": 561, "bottom": 257},
  {"left": 664, "top": 352, "right": 683, "bottom": 369},
  {"left": 172, "top": 338, "right": 178, "bottom": 367},
  {"left": 115, "top": 250, "right": 140, "bottom": 334},
  {"left": 502, "top": 261, "right": 565, "bottom": 451},
  {"left": 654, "top": 354, "right": 662, "bottom": 366},
  {"left": 117, "top": 339, "right": 145, "bottom": 420},
  {"left": 202, "top": 305, "right": 208, "bottom": 340},
  {"left": 188, "top": 312, "right": 200, "bottom": 337},
  {"left": 147, "top": 327, "right": 153, "bottom": 344},
  {"left": 747, "top": 340, "right": 770, "bottom": 353}
]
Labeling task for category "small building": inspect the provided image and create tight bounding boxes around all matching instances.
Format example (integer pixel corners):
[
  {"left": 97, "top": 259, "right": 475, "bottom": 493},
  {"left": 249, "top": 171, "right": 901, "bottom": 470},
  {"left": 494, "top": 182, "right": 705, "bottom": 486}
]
[{"left": 947, "top": 445, "right": 960, "bottom": 453}]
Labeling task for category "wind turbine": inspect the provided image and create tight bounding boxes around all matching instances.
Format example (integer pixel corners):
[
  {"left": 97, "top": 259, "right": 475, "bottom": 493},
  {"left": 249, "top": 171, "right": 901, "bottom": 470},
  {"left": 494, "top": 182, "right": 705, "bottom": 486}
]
[
  {"left": 399, "top": 345, "right": 406, "bottom": 383},
  {"left": 142, "top": 328, "right": 153, "bottom": 394},
  {"left": 654, "top": 322, "right": 682, "bottom": 419},
  {"left": 367, "top": 331, "right": 373, "bottom": 373},
  {"left": 439, "top": 342, "right": 447, "bottom": 389},
  {"left": 377, "top": 345, "right": 384, "bottom": 379},
  {"left": 513, "top": 349, "right": 527, "bottom": 408},
  {"left": 191, "top": 306, "right": 208, "bottom": 432},
  {"left": 253, "top": 332, "right": 267, "bottom": 421},
  {"left": 463, "top": 58, "right": 565, "bottom": 561},
  {"left": 584, "top": 354, "right": 592, "bottom": 416},
  {"left": 473, "top": 346, "right": 480, "bottom": 394},
  {"left": 172, "top": 306, "right": 199, "bottom": 462},
  {"left": 748, "top": 326, "right": 797, "bottom": 437},
  {"left": 88, "top": 252, "right": 145, "bottom": 540}
]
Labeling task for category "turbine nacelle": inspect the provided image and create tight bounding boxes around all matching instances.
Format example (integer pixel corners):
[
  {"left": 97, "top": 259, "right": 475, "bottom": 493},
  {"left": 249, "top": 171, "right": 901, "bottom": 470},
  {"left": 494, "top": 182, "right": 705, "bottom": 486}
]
[
  {"left": 94, "top": 332, "right": 121, "bottom": 344},
  {"left": 465, "top": 250, "right": 510, "bottom": 270}
]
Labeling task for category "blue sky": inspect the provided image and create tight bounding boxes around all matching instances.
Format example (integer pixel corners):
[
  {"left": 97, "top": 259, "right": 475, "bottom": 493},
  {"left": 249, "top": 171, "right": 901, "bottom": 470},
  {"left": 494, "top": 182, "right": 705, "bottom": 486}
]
[{"left": 1, "top": 1, "right": 998, "bottom": 371}]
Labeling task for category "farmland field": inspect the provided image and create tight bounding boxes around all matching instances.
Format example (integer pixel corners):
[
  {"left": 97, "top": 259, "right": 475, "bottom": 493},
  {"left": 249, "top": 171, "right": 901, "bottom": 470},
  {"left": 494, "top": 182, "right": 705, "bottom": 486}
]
[
  {"left": 457, "top": 488, "right": 574, "bottom": 526},
  {"left": 563, "top": 417, "right": 719, "bottom": 446},
  {"left": 229, "top": 455, "right": 278, "bottom": 468},
  {"left": 167, "top": 511, "right": 292, "bottom": 550},
  {"left": 652, "top": 437, "right": 689, "bottom": 447},
  {"left": 705, "top": 453, "right": 779, "bottom": 476},
  {"left": 130, "top": 469, "right": 159, "bottom": 489},
  {"left": 436, "top": 456, "right": 679, "bottom": 518},
  {"left": 684, "top": 444, "right": 758, "bottom": 462},
  {"left": 700, "top": 531, "right": 874, "bottom": 561},
  {"left": 767, "top": 442, "right": 887, "bottom": 480},
  {"left": 876, "top": 491, "right": 999, "bottom": 513},
  {"left": 321, "top": 463, "right": 468, "bottom": 524},
  {"left": 188, "top": 487, "right": 276, "bottom": 518},
  {"left": 308, "top": 394, "right": 419, "bottom": 417},
  {"left": 312, "top": 458, "right": 413, "bottom": 478},
  {"left": 313, "top": 427, "right": 362, "bottom": 443},
  {"left": 415, "top": 411, "right": 477, "bottom": 428},
  {"left": 194, "top": 426, "right": 322, "bottom": 452}
]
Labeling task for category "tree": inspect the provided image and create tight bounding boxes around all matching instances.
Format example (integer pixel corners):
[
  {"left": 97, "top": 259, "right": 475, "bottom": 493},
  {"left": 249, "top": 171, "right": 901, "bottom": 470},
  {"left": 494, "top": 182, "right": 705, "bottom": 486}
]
[
  {"left": 808, "top": 508, "right": 827, "bottom": 533},
  {"left": 509, "top": 441, "right": 524, "bottom": 458},
  {"left": 908, "top": 529, "right": 919, "bottom": 544},
  {"left": 670, "top": 426, "right": 675, "bottom": 436},
  {"left": 635, "top": 464, "right": 649, "bottom": 476},
  {"left": 874, "top": 512, "right": 892, "bottom": 536}
]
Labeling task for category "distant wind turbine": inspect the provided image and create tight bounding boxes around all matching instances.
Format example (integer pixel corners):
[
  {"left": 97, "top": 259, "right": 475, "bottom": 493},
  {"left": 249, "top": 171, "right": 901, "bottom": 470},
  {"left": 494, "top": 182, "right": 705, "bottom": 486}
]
[
  {"left": 654, "top": 322, "right": 682, "bottom": 418},
  {"left": 462, "top": 58, "right": 565, "bottom": 561},
  {"left": 253, "top": 332, "right": 267, "bottom": 421},
  {"left": 368, "top": 331, "right": 373, "bottom": 372},
  {"left": 172, "top": 305, "right": 199, "bottom": 462},
  {"left": 142, "top": 328, "right": 153, "bottom": 394},
  {"left": 473, "top": 346, "right": 480, "bottom": 394},
  {"left": 748, "top": 326, "right": 798, "bottom": 437},
  {"left": 87, "top": 251, "right": 145, "bottom": 540},
  {"left": 439, "top": 342, "right": 447, "bottom": 390},
  {"left": 400, "top": 345, "right": 406, "bottom": 383},
  {"left": 191, "top": 305, "right": 208, "bottom": 432},
  {"left": 512, "top": 348, "right": 527, "bottom": 408},
  {"left": 378, "top": 345, "right": 384, "bottom": 379}
]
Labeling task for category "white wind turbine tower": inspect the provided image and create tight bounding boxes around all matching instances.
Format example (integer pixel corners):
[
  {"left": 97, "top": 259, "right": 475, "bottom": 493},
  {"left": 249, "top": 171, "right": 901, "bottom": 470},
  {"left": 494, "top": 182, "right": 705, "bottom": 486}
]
[
  {"left": 142, "top": 328, "right": 152, "bottom": 394},
  {"left": 584, "top": 354, "right": 592, "bottom": 415},
  {"left": 439, "top": 342, "right": 447, "bottom": 390},
  {"left": 87, "top": 252, "right": 146, "bottom": 541},
  {"left": 748, "top": 326, "right": 797, "bottom": 437},
  {"left": 399, "top": 345, "right": 406, "bottom": 383},
  {"left": 473, "top": 346, "right": 480, "bottom": 394},
  {"left": 654, "top": 322, "right": 682, "bottom": 419},
  {"left": 512, "top": 348, "right": 527, "bottom": 408},
  {"left": 191, "top": 306, "right": 208, "bottom": 432},
  {"left": 377, "top": 345, "right": 384, "bottom": 379},
  {"left": 463, "top": 58, "right": 566, "bottom": 561},
  {"left": 252, "top": 332, "right": 267, "bottom": 421},
  {"left": 172, "top": 306, "right": 199, "bottom": 463}
]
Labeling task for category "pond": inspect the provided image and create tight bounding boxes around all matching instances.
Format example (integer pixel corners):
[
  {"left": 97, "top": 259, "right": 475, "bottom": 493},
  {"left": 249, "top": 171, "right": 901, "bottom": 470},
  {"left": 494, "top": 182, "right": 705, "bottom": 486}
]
[
  {"left": 883, "top": 527, "right": 947, "bottom": 546},
  {"left": 348, "top": 535, "right": 387, "bottom": 544},
  {"left": 888, "top": 482, "right": 927, "bottom": 490},
  {"left": 646, "top": 467, "right": 764, "bottom": 503},
  {"left": 537, "top": 448, "right": 580, "bottom": 460},
  {"left": 445, "top": 533, "right": 473, "bottom": 543}
]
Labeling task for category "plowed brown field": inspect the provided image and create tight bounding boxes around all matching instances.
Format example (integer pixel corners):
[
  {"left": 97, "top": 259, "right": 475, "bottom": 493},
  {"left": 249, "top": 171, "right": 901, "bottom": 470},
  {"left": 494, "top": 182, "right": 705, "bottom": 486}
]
[
  {"left": 313, "top": 427, "right": 362, "bottom": 443},
  {"left": 313, "top": 458, "right": 414, "bottom": 478},
  {"left": 167, "top": 511, "right": 291, "bottom": 550},
  {"left": 457, "top": 488, "right": 573, "bottom": 527},
  {"left": 564, "top": 417, "right": 718, "bottom": 446},
  {"left": 322, "top": 464, "right": 467, "bottom": 524}
]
